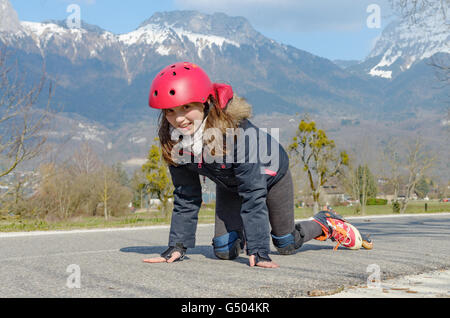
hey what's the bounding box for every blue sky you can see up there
[9,0,396,61]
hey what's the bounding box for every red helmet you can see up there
[148,61,233,109]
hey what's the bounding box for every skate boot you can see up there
[312,209,373,250]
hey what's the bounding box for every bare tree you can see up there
[70,143,102,216]
[130,167,147,210]
[380,136,435,212]
[341,159,361,211]
[341,134,378,215]
[35,163,78,220]
[400,136,436,213]
[95,164,133,219]
[0,47,53,179]
[71,141,102,175]
[30,159,132,220]
[359,164,369,215]
[381,138,403,200]
[99,167,111,220]
[288,156,309,207]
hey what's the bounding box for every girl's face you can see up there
[164,102,205,135]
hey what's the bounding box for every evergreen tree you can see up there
[356,164,378,204]
[141,140,174,218]
[415,176,430,199]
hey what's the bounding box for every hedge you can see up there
[367,198,388,205]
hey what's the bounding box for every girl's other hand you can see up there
[143,251,182,263]
[249,255,279,268]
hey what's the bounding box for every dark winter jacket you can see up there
[167,96,290,256]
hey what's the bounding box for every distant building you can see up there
[321,177,347,205]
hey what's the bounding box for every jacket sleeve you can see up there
[232,123,272,256]
[232,161,271,255]
[232,161,271,256]
[168,165,203,248]
[230,119,272,256]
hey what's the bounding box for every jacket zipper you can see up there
[182,150,205,182]
[198,154,202,169]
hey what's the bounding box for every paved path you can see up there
[322,268,450,298]
[0,213,449,297]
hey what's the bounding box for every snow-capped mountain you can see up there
[119,12,243,55]
[1,0,448,176]
[4,10,265,83]
[1,10,279,87]
[2,1,384,125]
[0,0,22,32]
[0,0,447,129]
[361,2,449,79]
[20,20,120,63]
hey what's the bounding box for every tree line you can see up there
[0,142,133,220]
[1,115,444,222]
[287,118,440,215]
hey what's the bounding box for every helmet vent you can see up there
[172,72,177,76]
[153,90,158,97]
[169,89,176,96]
[160,72,165,77]
[184,67,190,70]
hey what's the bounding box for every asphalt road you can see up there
[1,213,449,298]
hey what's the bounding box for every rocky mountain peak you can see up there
[40,19,108,34]
[366,1,449,78]
[137,10,266,46]
[0,0,23,32]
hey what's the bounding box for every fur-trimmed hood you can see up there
[224,94,252,125]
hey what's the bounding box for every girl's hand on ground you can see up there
[249,255,279,268]
[143,251,182,263]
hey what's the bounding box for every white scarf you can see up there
[170,117,207,157]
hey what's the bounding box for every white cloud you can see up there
[174,0,393,32]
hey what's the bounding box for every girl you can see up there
[143,62,372,268]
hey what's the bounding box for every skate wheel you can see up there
[362,240,373,250]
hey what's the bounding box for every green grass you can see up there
[294,201,449,219]
[0,208,217,233]
[0,202,448,233]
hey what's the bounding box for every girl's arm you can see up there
[167,165,203,248]
[233,162,279,268]
[233,161,271,257]
[143,165,202,263]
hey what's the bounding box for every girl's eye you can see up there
[183,105,190,110]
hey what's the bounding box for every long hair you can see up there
[159,96,240,166]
